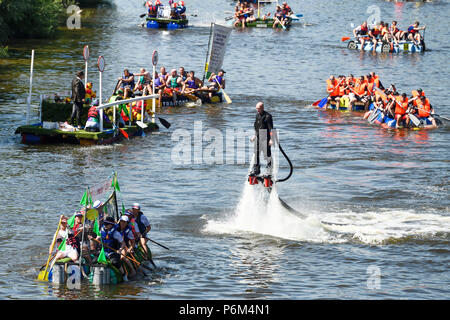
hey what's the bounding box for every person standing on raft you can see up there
[70,70,86,129]
[250,102,274,177]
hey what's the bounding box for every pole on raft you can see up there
[202,23,213,84]
[152,64,155,123]
[98,56,105,132]
[83,46,89,88]
[152,50,159,124]
[257,0,260,19]
[27,50,34,125]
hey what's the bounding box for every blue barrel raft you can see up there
[147,20,159,29]
[145,17,188,29]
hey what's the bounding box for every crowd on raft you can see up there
[352,20,426,49]
[144,0,187,20]
[233,1,293,29]
[49,202,152,281]
[324,72,438,129]
[62,66,226,131]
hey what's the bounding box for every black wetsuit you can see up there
[252,110,274,175]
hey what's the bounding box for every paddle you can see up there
[157,117,171,129]
[314,78,345,108]
[274,16,287,30]
[146,237,170,250]
[37,216,63,281]
[392,99,420,127]
[113,80,121,96]
[215,78,232,104]
[341,37,351,42]
[113,123,129,140]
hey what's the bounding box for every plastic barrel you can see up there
[167,22,179,30]
[52,264,65,284]
[92,267,104,285]
[147,20,159,29]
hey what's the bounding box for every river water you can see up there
[0,0,448,299]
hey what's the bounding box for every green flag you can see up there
[93,217,100,237]
[80,190,88,206]
[58,238,66,251]
[67,214,75,228]
[111,174,120,192]
[97,246,107,264]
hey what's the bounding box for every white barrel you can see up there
[104,266,111,284]
[92,266,104,285]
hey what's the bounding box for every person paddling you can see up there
[130,203,152,260]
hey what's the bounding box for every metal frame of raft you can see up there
[347,39,425,53]
[145,17,188,29]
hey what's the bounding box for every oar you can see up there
[314,78,344,108]
[274,16,287,30]
[146,237,170,250]
[112,80,121,96]
[139,13,147,18]
[37,216,63,281]
[392,100,420,127]
[215,78,232,104]
[91,237,140,265]
[113,123,129,140]
[157,117,171,129]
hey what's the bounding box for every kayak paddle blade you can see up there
[318,97,328,108]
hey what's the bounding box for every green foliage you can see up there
[0,45,8,58]
[0,0,75,43]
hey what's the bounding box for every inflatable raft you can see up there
[347,39,425,53]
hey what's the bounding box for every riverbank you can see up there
[0,0,110,57]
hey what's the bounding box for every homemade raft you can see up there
[347,39,425,53]
[45,173,156,286]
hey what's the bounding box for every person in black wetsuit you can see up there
[250,101,274,176]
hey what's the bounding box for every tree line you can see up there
[0,0,107,57]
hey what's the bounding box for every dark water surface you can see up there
[0,0,448,299]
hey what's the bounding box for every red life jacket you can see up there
[87,106,99,119]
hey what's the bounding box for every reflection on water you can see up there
[0,0,448,299]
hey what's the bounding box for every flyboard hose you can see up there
[273,131,293,183]
[272,132,346,226]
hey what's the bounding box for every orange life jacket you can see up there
[367,82,375,95]
[356,83,367,96]
[417,98,431,118]
[411,90,425,98]
[326,79,340,96]
[395,96,408,115]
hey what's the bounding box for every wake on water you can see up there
[203,143,449,245]
[203,179,450,245]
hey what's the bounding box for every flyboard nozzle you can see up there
[263,175,273,188]
[248,175,258,185]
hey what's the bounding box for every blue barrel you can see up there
[147,20,159,29]
[167,22,179,30]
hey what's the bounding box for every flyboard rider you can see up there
[250,102,274,180]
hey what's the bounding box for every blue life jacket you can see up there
[101,225,120,253]
[117,225,133,243]
[122,73,135,89]
[135,212,148,235]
